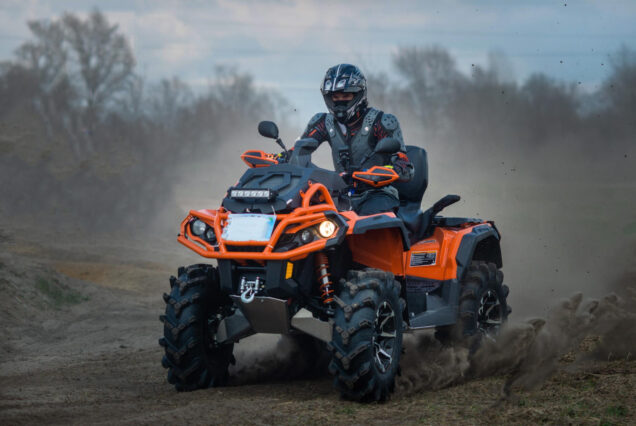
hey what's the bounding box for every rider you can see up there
[298,64,413,215]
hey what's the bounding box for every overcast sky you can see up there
[1,0,635,126]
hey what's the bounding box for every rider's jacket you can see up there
[300,107,414,182]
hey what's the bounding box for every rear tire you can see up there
[328,269,405,402]
[159,264,234,391]
[435,261,510,348]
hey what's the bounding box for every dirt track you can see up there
[1,232,634,425]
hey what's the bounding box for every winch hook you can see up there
[240,287,256,304]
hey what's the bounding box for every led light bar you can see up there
[230,188,273,199]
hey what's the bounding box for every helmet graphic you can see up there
[321,64,368,124]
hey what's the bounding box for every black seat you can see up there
[394,146,462,243]
[394,146,428,238]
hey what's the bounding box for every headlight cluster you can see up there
[190,219,216,243]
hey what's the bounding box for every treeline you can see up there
[0,10,289,231]
[370,46,636,162]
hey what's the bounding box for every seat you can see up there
[394,146,461,243]
[394,146,428,238]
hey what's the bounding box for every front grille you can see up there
[225,245,266,252]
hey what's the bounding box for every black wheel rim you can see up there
[477,289,502,338]
[373,301,397,374]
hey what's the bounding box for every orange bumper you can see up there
[177,182,345,261]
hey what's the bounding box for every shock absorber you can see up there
[315,252,334,305]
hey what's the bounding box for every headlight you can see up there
[191,220,207,236]
[318,220,336,238]
[204,228,216,242]
[300,229,313,243]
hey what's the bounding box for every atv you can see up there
[159,121,510,401]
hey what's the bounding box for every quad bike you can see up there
[159,121,510,401]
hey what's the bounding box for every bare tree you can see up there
[14,20,73,143]
[603,45,636,120]
[62,9,135,143]
[118,73,146,122]
[15,20,68,96]
[10,10,136,158]
[210,65,282,123]
[392,46,465,134]
[150,77,193,132]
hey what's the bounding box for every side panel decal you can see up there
[410,250,437,267]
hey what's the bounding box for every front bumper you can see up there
[178,207,348,261]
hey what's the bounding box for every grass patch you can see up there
[335,406,357,416]
[35,277,88,308]
[605,405,628,417]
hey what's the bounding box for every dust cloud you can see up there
[397,334,471,394]
[397,283,636,397]
[229,334,330,385]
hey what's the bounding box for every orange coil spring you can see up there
[315,252,334,304]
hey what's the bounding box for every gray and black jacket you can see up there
[300,107,414,182]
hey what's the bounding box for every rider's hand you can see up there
[339,171,353,184]
[390,153,414,181]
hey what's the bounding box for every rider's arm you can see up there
[276,113,328,163]
[300,113,329,145]
[373,113,414,182]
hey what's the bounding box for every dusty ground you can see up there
[0,228,634,425]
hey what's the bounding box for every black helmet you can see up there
[321,64,367,124]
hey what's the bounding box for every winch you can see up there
[239,276,265,303]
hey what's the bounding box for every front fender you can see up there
[342,211,409,275]
[347,212,410,250]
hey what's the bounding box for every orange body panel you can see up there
[347,228,404,275]
[404,224,486,281]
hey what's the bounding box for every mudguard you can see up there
[455,223,502,280]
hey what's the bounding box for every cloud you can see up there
[0,0,54,56]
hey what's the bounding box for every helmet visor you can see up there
[321,78,363,94]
